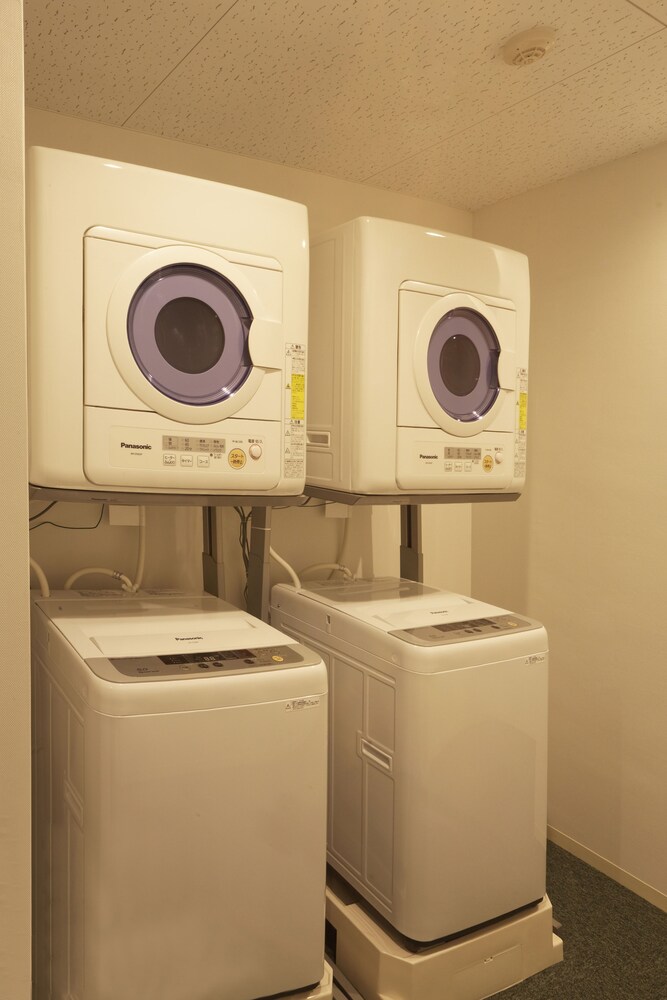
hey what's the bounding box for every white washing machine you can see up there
[270,577,548,943]
[27,147,308,497]
[306,217,529,497]
[31,590,329,1000]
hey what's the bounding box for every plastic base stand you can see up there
[283,962,333,1000]
[326,882,563,1000]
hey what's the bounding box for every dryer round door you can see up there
[107,245,282,424]
[413,292,512,438]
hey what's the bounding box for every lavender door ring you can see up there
[127,263,253,405]
[426,308,500,422]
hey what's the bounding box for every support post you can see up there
[201,506,225,598]
[247,506,272,621]
[400,504,423,583]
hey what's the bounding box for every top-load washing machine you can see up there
[270,577,548,943]
[31,589,330,1000]
[27,147,308,498]
[306,217,529,498]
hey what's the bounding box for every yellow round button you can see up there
[272,655,284,662]
[482,455,494,472]
[228,448,246,469]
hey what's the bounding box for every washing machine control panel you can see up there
[87,644,311,681]
[391,614,537,646]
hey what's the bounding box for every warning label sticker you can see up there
[284,344,306,479]
[515,368,528,479]
[291,373,305,421]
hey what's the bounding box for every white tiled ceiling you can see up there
[23,0,667,210]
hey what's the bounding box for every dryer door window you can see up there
[127,264,252,406]
[427,308,500,422]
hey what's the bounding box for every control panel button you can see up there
[249,444,262,460]
[197,455,210,468]
[482,455,494,472]
[228,448,246,469]
[495,450,504,464]
[180,454,193,467]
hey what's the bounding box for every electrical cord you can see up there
[29,504,106,532]
[234,506,252,602]
[29,501,58,521]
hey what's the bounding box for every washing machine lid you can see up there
[35,591,294,660]
[33,591,327,712]
[292,578,508,633]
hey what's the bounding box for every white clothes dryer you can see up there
[31,590,329,1000]
[27,147,308,498]
[270,577,548,944]
[306,217,529,497]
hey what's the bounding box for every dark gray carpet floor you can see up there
[501,842,667,999]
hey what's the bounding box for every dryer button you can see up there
[249,444,262,460]
[495,450,504,465]
[228,448,246,469]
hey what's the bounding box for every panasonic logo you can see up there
[175,635,203,641]
[420,453,438,460]
[121,441,152,450]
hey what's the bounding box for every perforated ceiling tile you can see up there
[367,30,667,210]
[24,0,236,124]
[630,0,667,23]
[23,0,667,211]
[124,0,662,186]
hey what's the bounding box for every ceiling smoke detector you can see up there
[501,27,556,67]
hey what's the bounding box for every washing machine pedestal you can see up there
[326,875,562,1000]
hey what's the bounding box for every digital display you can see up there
[444,447,482,460]
[159,649,254,665]
[435,618,494,633]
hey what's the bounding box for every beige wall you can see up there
[26,109,474,603]
[0,2,32,998]
[472,141,667,907]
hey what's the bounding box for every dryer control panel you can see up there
[391,614,538,646]
[83,410,285,491]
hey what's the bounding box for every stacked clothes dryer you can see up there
[27,147,308,499]
[305,217,529,499]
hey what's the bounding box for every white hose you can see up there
[269,547,301,590]
[30,558,51,598]
[64,567,134,591]
[124,506,146,593]
[301,562,354,580]
[63,506,147,593]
